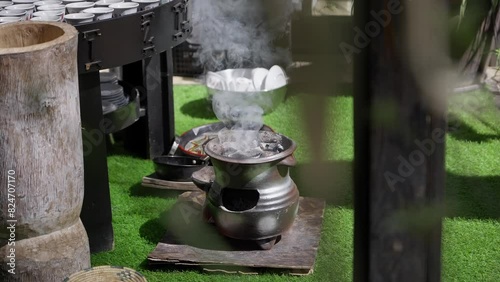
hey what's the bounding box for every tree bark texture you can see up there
[0,22,90,281]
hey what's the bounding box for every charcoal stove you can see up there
[192,130,300,250]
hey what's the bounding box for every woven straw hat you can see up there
[64,265,147,282]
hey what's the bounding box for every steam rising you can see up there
[191,0,294,158]
[213,92,265,158]
[212,94,285,159]
[191,0,294,71]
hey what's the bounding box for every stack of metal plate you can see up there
[100,72,128,114]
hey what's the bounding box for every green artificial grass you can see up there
[91,87,500,282]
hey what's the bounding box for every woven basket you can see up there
[64,266,147,282]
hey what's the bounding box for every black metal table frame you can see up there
[76,0,191,253]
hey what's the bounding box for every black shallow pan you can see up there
[153,156,208,182]
[177,122,274,158]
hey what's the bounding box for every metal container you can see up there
[102,89,141,134]
[153,155,207,182]
[199,134,299,246]
[206,68,287,114]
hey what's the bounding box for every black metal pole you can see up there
[353,0,370,280]
[78,71,114,253]
[145,50,176,159]
[121,50,176,159]
[353,1,447,281]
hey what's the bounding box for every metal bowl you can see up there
[205,68,287,114]
[153,156,208,182]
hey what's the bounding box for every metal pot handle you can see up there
[278,154,297,167]
[191,165,215,192]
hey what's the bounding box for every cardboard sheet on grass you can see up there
[148,191,325,275]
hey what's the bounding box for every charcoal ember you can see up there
[261,150,278,158]
[207,143,224,156]
[227,152,261,159]
[225,146,262,158]
[222,145,238,157]
[277,144,284,151]
[259,131,282,143]
[208,131,286,159]
[221,140,260,156]
[259,142,284,152]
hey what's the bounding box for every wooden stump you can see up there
[0,22,90,280]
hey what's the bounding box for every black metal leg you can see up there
[121,50,175,159]
[78,71,114,253]
[122,61,150,158]
[78,50,175,251]
[145,50,176,159]
[162,49,176,148]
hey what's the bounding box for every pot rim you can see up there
[204,134,297,164]
[153,155,207,168]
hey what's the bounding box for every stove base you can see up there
[148,191,325,275]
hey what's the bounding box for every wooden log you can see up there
[0,221,90,281]
[0,22,90,280]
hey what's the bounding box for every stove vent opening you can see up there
[221,188,259,212]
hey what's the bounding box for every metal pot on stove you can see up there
[192,131,299,249]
